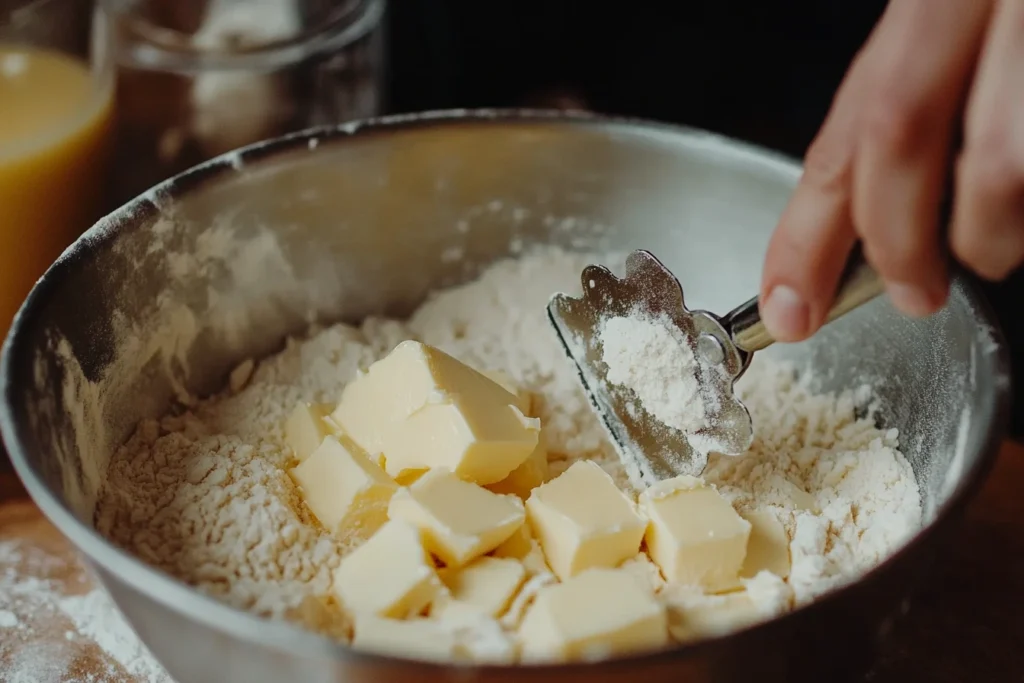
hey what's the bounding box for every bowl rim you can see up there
[0,108,1013,673]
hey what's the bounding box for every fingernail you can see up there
[887,282,937,317]
[762,285,810,341]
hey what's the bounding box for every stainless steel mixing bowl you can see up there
[0,110,1011,683]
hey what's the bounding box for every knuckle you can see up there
[952,226,1024,281]
[959,249,1018,281]
[855,205,933,268]
[859,96,928,156]
[959,145,1024,202]
[802,134,853,193]
[863,238,927,280]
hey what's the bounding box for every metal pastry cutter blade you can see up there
[547,250,754,488]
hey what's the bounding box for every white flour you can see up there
[60,590,171,683]
[599,310,708,434]
[0,539,171,683]
[93,247,922,646]
[709,361,922,604]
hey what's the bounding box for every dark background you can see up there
[384,0,1023,436]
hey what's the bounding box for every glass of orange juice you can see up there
[0,0,116,340]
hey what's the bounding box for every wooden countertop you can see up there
[1,443,1023,682]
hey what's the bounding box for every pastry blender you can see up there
[547,249,884,487]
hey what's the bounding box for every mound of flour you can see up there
[94,247,922,637]
[599,310,708,434]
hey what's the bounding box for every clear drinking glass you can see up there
[0,0,116,341]
[101,0,387,204]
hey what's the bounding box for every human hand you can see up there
[760,0,1022,342]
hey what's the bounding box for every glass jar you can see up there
[0,0,116,340]
[101,0,386,204]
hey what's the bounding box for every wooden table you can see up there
[1,443,1023,682]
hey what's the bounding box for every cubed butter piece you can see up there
[332,520,441,618]
[501,571,557,630]
[486,442,549,499]
[482,369,533,416]
[388,468,526,567]
[740,509,791,579]
[437,556,526,618]
[661,588,764,643]
[289,436,397,541]
[491,523,534,561]
[519,568,668,662]
[352,614,461,662]
[332,340,540,484]
[526,460,646,580]
[285,402,335,462]
[395,469,428,486]
[619,553,667,594]
[442,613,518,664]
[638,475,751,592]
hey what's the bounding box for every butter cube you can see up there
[332,520,441,618]
[332,340,540,484]
[289,436,398,541]
[388,468,526,567]
[284,402,335,462]
[525,460,646,580]
[486,442,549,499]
[441,613,518,664]
[352,614,461,662]
[662,588,764,642]
[619,553,667,594]
[638,476,751,592]
[501,571,557,630]
[519,568,668,662]
[740,509,791,579]
[491,524,534,561]
[482,369,533,416]
[437,556,526,618]
[395,469,428,486]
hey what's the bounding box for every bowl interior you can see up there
[2,113,1006,564]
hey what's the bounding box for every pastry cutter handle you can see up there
[723,247,886,354]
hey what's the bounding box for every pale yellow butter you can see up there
[500,571,557,630]
[740,509,791,579]
[437,556,526,618]
[482,369,533,416]
[661,587,764,643]
[638,476,751,593]
[332,340,540,485]
[525,460,646,580]
[486,442,549,499]
[288,436,397,541]
[441,612,518,664]
[332,519,440,618]
[491,523,534,561]
[619,552,667,594]
[519,568,668,662]
[284,402,335,462]
[352,614,461,662]
[388,468,526,567]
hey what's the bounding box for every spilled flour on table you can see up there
[0,538,172,682]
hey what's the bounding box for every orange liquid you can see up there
[0,44,114,339]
